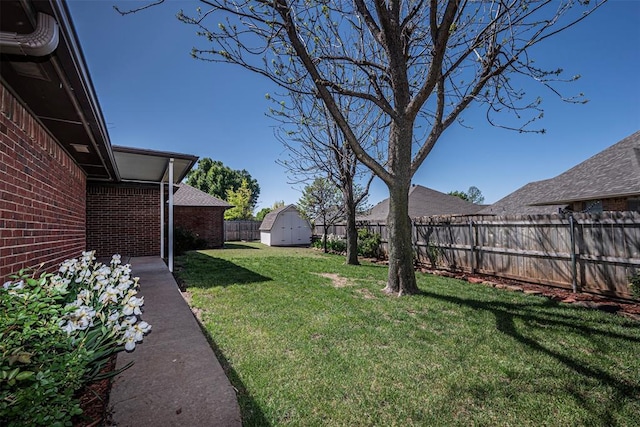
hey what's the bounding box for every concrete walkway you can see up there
[109,257,241,427]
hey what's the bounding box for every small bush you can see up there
[174,227,208,255]
[313,234,347,254]
[357,229,381,258]
[0,252,151,426]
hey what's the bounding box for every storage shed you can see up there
[259,205,312,246]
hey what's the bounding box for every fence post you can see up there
[469,220,475,274]
[569,214,577,293]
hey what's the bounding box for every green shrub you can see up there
[313,234,347,253]
[357,229,381,258]
[174,227,208,255]
[629,271,640,299]
[0,252,151,426]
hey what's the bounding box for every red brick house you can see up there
[174,184,231,248]
[1,0,197,279]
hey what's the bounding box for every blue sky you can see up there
[68,1,640,210]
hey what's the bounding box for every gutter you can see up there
[0,12,59,56]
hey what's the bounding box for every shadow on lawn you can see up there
[178,252,272,288]
[193,311,272,427]
[222,243,261,250]
[420,290,640,425]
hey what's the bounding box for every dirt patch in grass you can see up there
[315,272,356,288]
[355,288,377,299]
[181,290,204,322]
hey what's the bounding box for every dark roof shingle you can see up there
[531,131,640,205]
[173,184,231,207]
[361,185,485,222]
[477,180,565,215]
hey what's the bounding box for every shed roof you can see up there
[259,205,305,231]
[173,184,231,207]
[361,185,485,222]
[531,131,640,205]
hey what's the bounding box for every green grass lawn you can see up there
[175,242,640,427]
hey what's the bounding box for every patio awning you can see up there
[112,145,198,184]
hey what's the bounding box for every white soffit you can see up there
[112,146,197,184]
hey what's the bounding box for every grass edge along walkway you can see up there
[175,243,640,427]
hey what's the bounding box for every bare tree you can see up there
[119,0,605,295]
[274,92,379,265]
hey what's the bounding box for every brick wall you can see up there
[175,206,226,248]
[602,197,629,211]
[0,83,87,280]
[86,183,160,258]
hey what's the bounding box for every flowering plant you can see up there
[0,251,151,426]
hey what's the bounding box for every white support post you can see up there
[160,180,165,259]
[168,158,174,273]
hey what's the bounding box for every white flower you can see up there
[111,254,122,265]
[72,305,96,330]
[132,321,151,341]
[75,268,92,284]
[99,286,120,305]
[120,315,138,328]
[123,296,144,316]
[49,276,70,293]
[81,250,96,264]
[60,304,96,333]
[106,310,120,326]
[122,330,137,351]
[76,289,92,305]
[3,280,23,291]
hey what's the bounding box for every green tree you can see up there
[186,158,260,210]
[224,179,254,220]
[298,178,343,253]
[255,207,271,222]
[256,201,285,221]
[448,186,485,204]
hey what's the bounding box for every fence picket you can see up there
[315,212,640,298]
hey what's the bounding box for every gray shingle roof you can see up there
[361,185,486,222]
[173,184,231,207]
[477,180,565,215]
[259,204,302,231]
[531,130,640,205]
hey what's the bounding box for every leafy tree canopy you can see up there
[224,179,254,220]
[448,186,485,204]
[186,158,260,209]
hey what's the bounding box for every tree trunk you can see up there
[322,221,329,253]
[343,182,359,265]
[382,182,419,295]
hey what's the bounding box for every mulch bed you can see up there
[419,266,640,320]
[72,356,116,427]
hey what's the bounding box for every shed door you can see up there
[278,211,304,245]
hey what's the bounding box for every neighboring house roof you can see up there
[173,184,231,208]
[477,180,565,216]
[361,185,486,222]
[259,205,307,231]
[531,131,640,205]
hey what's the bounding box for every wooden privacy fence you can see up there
[224,220,261,241]
[318,212,640,298]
